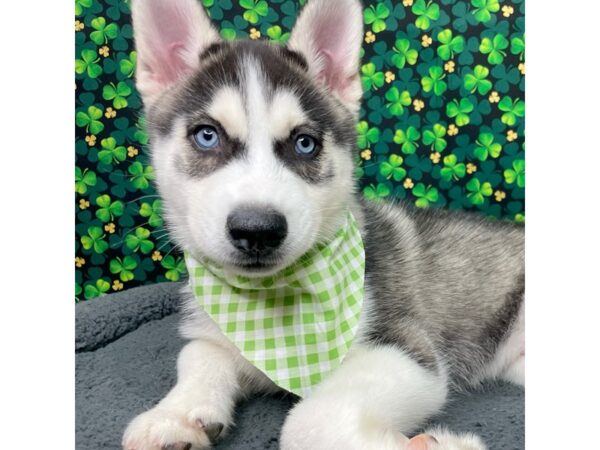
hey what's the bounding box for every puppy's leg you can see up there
[280,344,448,450]
[122,338,273,450]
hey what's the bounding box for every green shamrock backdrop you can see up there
[75,0,525,301]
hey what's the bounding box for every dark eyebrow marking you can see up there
[199,42,229,61]
[281,47,308,71]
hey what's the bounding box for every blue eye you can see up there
[295,134,317,155]
[193,126,219,150]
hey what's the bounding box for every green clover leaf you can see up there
[393,126,421,154]
[98,137,127,165]
[361,62,385,91]
[161,255,187,281]
[357,121,380,149]
[110,256,137,282]
[466,178,493,205]
[125,227,155,254]
[102,81,132,110]
[423,123,447,152]
[437,29,465,61]
[364,3,390,33]
[139,200,164,228]
[81,226,109,254]
[266,25,290,43]
[392,39,419,69]
[413,183,439,208]
[464,65,493,95]
[446,98,474,126]
[380,154,407,181]
[75,167,97,195]
[75,49,103,79]
[128,162,155,190]
[89,17,119,45]
[220,28,237,41]
[240,0,268,24]
[412,0,440,30]
[76,106,104,135]
[421,66,447,96]
[511,35,525,60]
[471,0,500,23]
[83,279,110,299]
[119,51,137,78]
[440,154,466,181]
[498,96,525,126]
[363,183,391,201]
[504,159,525,188]
[473,132,502,161]
[95,194,124,223]
[480,34,509,65]
[75,0,93,16]
[385,87,412,116]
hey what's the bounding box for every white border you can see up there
[0,1,74,448]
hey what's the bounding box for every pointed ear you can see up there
[131,0,220,104]
[287,0,364,111]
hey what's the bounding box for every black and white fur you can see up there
[123,1,524,449]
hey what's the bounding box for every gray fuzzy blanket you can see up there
[75,282,524,449]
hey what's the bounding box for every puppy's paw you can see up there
[406,427,487,450]
[122,406,226,450]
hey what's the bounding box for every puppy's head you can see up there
[131,0,364,275]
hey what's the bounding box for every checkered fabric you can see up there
[185,211,365,397]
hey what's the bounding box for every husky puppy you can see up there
[123,0,524,449]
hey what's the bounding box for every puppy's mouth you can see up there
[228,256,281,274]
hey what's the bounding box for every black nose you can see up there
[227,207,288,257]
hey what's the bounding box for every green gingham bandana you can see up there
[185,211,365,397]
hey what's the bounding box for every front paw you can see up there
[122,406,226,450]
[405,428,487,450]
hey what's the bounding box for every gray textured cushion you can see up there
[75,283,524,449]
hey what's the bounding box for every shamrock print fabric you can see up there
[75,0,525,301]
